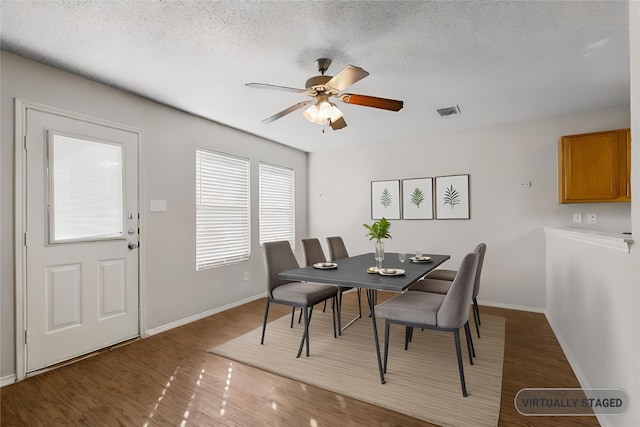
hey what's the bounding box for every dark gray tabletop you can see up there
[279,252,450,292]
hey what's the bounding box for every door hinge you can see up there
[23,135,27,151]
[24,232,27,247]
[24,330,28,344]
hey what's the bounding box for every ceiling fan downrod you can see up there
[315,58,331,76]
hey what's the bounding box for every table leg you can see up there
[367,289,385,384]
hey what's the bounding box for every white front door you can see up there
[24,107,140,373]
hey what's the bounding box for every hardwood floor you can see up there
[1,292,600,426]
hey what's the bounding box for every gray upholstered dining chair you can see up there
[375,251,479,397]
[261,240,338,358]
[326,236,349,261]
[410,243,486,338]
[326,236,363,319]
[302,238,362,333]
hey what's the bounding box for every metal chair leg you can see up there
[464,322,475,362]
[332,296,337,338]
[473,298,481,338]
[337,290,343,335]
[297,306,311,358]
[383,320,391,373]
[261,301,271,345]
[453,329,468,397]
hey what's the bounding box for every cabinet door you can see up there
[558,129,630,203]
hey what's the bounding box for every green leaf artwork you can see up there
[443,185,461,208]
[410,187,425,208]
[380,188,392,208]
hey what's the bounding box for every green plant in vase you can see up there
[363,217,392,270]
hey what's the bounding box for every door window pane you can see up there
[49,133,124,243]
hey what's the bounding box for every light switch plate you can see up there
[573,213,583,223]
[150,199,167,212]
[587,212,598,224]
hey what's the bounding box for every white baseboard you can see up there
[1,374,17,388]
[144,293,266,337]
[477,299,546,314]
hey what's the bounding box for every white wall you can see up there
[308,108,631,310]
[0,51,308,379]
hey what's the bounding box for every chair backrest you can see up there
[326,236,349,261]
[436,252,479,329]
[302,238,327,266]
[263,241,300,297]
[472,243,487,299]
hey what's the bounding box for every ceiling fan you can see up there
[246,58,404,130]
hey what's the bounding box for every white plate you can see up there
[314,262,337,269]
[410,256,432,263]
[378,268,405,276]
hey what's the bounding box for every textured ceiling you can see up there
[0,1,630,152]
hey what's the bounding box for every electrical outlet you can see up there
[587,213,598,224]
[243,271,249,281]
[572,213,583,223]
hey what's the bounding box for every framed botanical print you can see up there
[401,178,433,220]
[371,180,401,220]
[435,174,470,219]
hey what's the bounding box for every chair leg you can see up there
[383,320,391,373]
[298,307,303,324]
[290,307,295,328]
[464,322,475,363]
[357,289,362,318]
[473,298,481,338]
[453,329,468,397]
[261,301,271,345]
[474,297,481,325]
[332,296,337,339]
[404,326,412,350]
[297,306,311,358]
[322,300,327,312]
[337,290,343,335]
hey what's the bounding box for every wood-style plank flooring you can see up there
[1,292,600,426]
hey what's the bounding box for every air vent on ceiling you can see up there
[437,105,461,116]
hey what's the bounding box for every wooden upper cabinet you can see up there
[558,128,631,203]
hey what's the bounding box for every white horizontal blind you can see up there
[196,149,250,270]
[259,163,295,246]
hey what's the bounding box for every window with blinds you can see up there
[259,163,295,246]
[196,149,250,270]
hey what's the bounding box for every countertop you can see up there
[544,227,633,253]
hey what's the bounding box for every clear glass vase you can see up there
[375,240,385,270]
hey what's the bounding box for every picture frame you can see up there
[371,180,401,220]
[435,174,470,220]
[401,178,433,220]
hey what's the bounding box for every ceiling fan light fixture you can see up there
[303,95,342,125]
[303,104,326,124]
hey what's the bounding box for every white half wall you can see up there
[0,51,308,379]
[545,229,638,427]
[308,108,631,310]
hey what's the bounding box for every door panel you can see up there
[25,108,139,372]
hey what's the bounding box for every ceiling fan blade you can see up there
[338,93,404,111]
[325,65,369,92]
[330,116,347,130]
[261,101,312,123]
[246,83,306,93]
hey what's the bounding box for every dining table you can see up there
[279,251,451,384]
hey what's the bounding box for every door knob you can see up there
[128,242,138,249]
